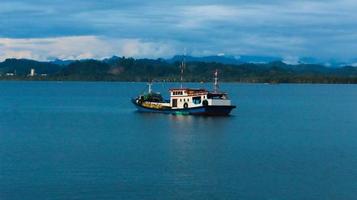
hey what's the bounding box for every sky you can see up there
[0,0,357,62]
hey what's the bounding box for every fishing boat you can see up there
[132,60,236,116]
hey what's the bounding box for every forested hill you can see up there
[1,57,357,83]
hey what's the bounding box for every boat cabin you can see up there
[169,88,231,109]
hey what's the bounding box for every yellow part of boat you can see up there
[142,102,163,109]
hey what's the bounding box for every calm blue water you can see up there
[1,81,357,200]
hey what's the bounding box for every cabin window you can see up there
[180,99,182,102]
[192,96,202,105]
[173,91,184,95]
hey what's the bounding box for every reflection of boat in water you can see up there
[132,62,236,115]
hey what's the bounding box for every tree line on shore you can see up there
[1,57,357,83]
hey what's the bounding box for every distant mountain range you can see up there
[166,55,357,67]
[10,54,354,68]
[1,56,357,83]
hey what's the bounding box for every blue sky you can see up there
[0,0,357,62]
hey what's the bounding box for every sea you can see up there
[0,81,356,200]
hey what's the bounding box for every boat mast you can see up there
[180,53,185,89]
[148,82,152,93]
[214,69,219,93]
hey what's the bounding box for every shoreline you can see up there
[1,78,357,85]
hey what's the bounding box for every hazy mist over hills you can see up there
[1,54,356,67]
[167,55,357,67]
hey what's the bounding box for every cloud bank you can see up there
[0,36,175,61]
[0,0,357,61]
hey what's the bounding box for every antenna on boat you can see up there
[214,69,219,93]
[148,81,152,93]
[180,49,187,88]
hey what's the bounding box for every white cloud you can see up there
[0,36,176,61]
[283,56,300,65]
[120,39,176,58]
